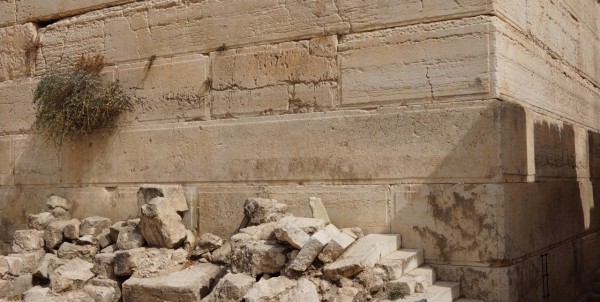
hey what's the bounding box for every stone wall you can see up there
[1,0,600,300]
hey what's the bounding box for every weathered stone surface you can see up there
[92,252,116,279]
[80,216,112,237]
[244,198,288,225]
[33,253,60,280]
[28,212,55,231]
[288,224,340,272]
[114,247,187,278]
[278,216,326,235]
[0,79,35,137]
[84,284,116,302]
[211,241,232,265]
[90,278,121,302]
[0,0,15,27]
[319,231,356,263]
[23,286,55,302]
[324,234,401,279]
[0,138,12,186]
[380,249,424,275]
[62,219,81,241]
[122,263,224,302]
[50,258,94,293]
[243,276,297,302]
[4,255,23,276]
[356,267,386,293]
[96,229,112,248]
[16,0,136,23]
[10,273,34,297]
[202,272,255,302]
[280,278,319,302]
[238,222,278,241]
[139,197,187,249]
[341,227,364,240]
[231,240,287,277]
[116,227,145,251]
[8,250,44,273]
[309,197,331,224]
[198,233,223,252]
[274,220,310,249]
[43,220,73,250]
[50,207,70,220]
[137,184,189,213]
[57,242,98,261]
[0,23,37,82]
[109,221,128,242]
[46,196,71,211]
[12,229,44,253]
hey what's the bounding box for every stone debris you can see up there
[0,191,460,301]
[309,197,331,224]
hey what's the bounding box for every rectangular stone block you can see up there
[0,78,35,134]
[15,0,136,23]
[13,135,60,185]
[339,16,493,106]
[338,0,489,32]
[117,54,210,123]
[0,23,37,82]
[391,183,505,263]
[0,139,12,186]
[39,0,348,71]
[533,118,577,179]
[59,101,510,185]
[64,187,139,224]
[0,0,15,27]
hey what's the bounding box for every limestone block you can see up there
[80,216,112,237]
[62,219,80,240]
[50,207,70,220]
[391,184,503,263]
[356,267,386,293]
[339,16,492,106]
[12,229,44,253]
[116,226,146,251]
[0,0,15,27]
[92,252,116,279]
[243,276,297,302]
[84,284,116,302]
[244,198,288,225]
[0,23,37,82]
[8,250,44,274]
[280,278,319,302]
[323,234,401,279]
[139,197,187,248]
[118,55,209,123]
[309,197,331,224]
[33,253,60,280]
[0,78,34,135]
[380,249,424,275]
[90,278,121,302]
[274,220,310,249]
[23,286,55,302]
[39,0,348,71]
[198,233,223,252]
[16,0,136,23]
[4,255,23,276]
[64,187,139,224]
[122,263,224,302]
[319,231,355,263]
[202,272,256,302]
[14,136,60,185]
[137,184,188,213]
[44,220,73,250]
[114,248,187,278]
[211,241,232,265]
[339,0,489,32]
[0,139,12,186]
[406,267,436,292]
[50,258,94,293]
[61,100,509,186]
[57,242,98,261]
[288,224,340,272]
[46,196,71,211]
[231,240,287,277]
[277,216,326,235]
[96,229,112,249]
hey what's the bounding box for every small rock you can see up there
[356,267,386,294]
[10,274,34,298]
[28,212,55,231]
[63,219,81,241]
[309,197,331,224]
[46,196,72,211]
[137,184,189,213]
[50,258,94,293]
[12,230,44,253]
[183,230,197,253]
[383,277,417,297]
[337,287,360,302]
[109,221,128,242]
[243,198,288,225]
[202,272,256,302]
[80,216,112,237]
[198,233,223,252]
[274,220,310,249]
[139,197,187,249]
[57,242,98,261]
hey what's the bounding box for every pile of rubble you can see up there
[0,185,466,302]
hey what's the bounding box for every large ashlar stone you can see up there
[50,259,94,293]
[0,23,37,82]
[0,79,35,135]
[231,240,287,277]
[12,229,44,253]
[324,234,401,279]
[137,184,189,213]
[16,0,137,23]
[139,197,187,248]
[244,198,288,225]
[80,216,112,237]
[0,1,14,27]
[122,263,224,302]
[288,224,340,272]
[201,272,256,302]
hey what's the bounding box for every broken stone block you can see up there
[90,278,121,302]
[380,249,424,275]
[309,197,331,224]
[278,216,326,234]
[59,290,95,301]
[356,267,386,294]
[84,284,116,302]
[0,279,10,298]
[243,276,297,302]
[288,224,340,272]
[96,229,112,248]
[274,219,310,249]
[50,258,94,293]
[109,221,128,242]
[77,234,98,246]
[123,263,224,302]
[28,212,55,231]
[337,287,360,302]
[238,222,278,240]
[8,250,44,274]
[341,227,364,239]
[202,272,255,302]
[92,252,116,279]
[375,260,403,281]
[231,240,287,277]
[44,220,74,250]
[101,244,118,253]
[57,242,98,261]
[211,241,232,265]
[383,276,417,297]
[244,198,288,225]
[137,184,189,213]
[80,216,112,237]
[280,278,320,302]
[23,286,56,302]
[116,227,146,250]
[50,207,70,220]
[62,219,81,241]
[114,247,188,278]
[324,234,401,279]
[139,197,187,249]
[33,253,63,280]
[319,231,355,263]
[406,267,436,293]
[12,230,44,253]
[198,233,223,252]
[46,196,72,211]
[5,255,24,276]
[183,230,197,253]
